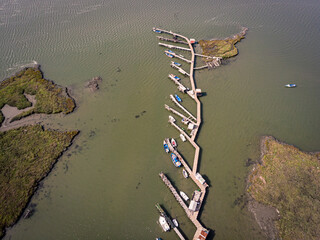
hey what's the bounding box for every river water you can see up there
[1,0,320,239]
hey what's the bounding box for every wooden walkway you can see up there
[164,50,191,63]
[157,35,188,45]
[169,95,197,121]
[154,27,212,240]
[164,104,197,126]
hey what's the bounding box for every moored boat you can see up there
[180,191,189,201]
[169,115,176,122]
[171,153,181,167]
[171,61,181,67]
[168,74,181,81]
[165,52,174,58]
[171,138,177,148]
[285,84,297,88]
[167,49,174,53]
[163,140,170,153]
[180,133,186,142]
[172,219,179,228]
[152,27,162,33]
[159,216,170,232]
[182,168,188,178]
[174,94,182,102]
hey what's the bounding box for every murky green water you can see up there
[1,0,320,239]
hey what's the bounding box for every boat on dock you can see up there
[174,94,182,102]
[152,27,162,33]
[180,133,186,142]
[172,219,179,228]
[171,153,181,167]
[165,52,174,58]
[169,74,181,81]
[167,49,174,53]
[182,169,188,178]
[159,216,170,232]
[285,84,297,88]
[163,140,170,153]
[180,191,189,201]
[171,138,177,148]
[171,61,181,67]
[156,238,163,240]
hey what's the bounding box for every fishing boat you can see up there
[172,219,179,228]
[174,94,182,102]
[152,27,162,33]
[171,153,182,167]
[163,140,170,153]
[180,133,186,142]
[159,216,170,232]
[285,84,297,88]
[180,191,189,201]
[171,61,181,67]
[171,138,177,148]
[165,52,174,58]
[182,169,188,178]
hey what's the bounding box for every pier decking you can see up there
[164,50,191,63]
[157,35,188,45]
[154,27,214,240]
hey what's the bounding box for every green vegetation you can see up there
[199,28,247,61]
[248,137,320,240]
[0,67,75,125]
[0,125,78,238]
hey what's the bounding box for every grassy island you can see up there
[0,67,75,125]
[0,125,78,238]
[248,136,320,240]
[199,27,248,60]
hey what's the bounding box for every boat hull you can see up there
[171,153,181,167]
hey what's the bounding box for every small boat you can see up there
[285,84,297,88]
[171,138,177,148]
[182,169,188,178]
[174,94,182,102]
[167,49,174,53]
[156,238,163,240]
[165,52,174,58]
[163,140,170,153]
[169,115,176,122]
[159,216,170,232]
[180,191,189,201]
[171,61,181,67]
[152,27,162,33]
[171,153,182,167]
[172,219,179,228]
[180,133,186,142]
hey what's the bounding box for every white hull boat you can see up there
[180,191,189,201]
[159,216,170,232]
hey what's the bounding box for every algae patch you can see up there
[248,136,320,240]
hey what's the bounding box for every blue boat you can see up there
[171,153,182,167]
[163,140,170,153]
[285,84,297,88]
[152,28,162,33]
[175,94,182,102]
[173,62,181,67]
[165,52,174,58]
[167,49,174,53]
[174,75,181,81]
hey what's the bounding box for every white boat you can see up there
[182,169,188,178]
[171,138,177,148]
[285,83,297,88]
[180,133,186,142]
[159,216,170,232]
[172,219,179,228]
[180,191,189,201]
[169,115,176,123]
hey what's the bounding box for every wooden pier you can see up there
[154,27,214,240]
[169,95,197,121]
[167,75,195,99]
[171,62,190,76]
[164,50,191,63]
[159,42,191,52]
[164,104,197,126]
[157,36,188,45]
